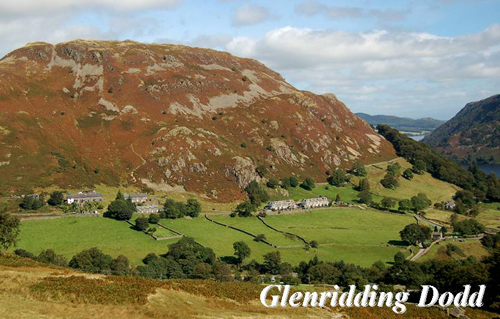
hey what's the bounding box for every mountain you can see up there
[0,40,395,201]
[356,113,444,134]
[423,94,500,164]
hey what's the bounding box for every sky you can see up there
[0,0,499,120]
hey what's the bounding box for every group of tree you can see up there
[234,181,270,217]
[47,191,64,206]
[104,191,136,220]
[300,177,315,191]
[20,195,45,210]
[0,208,20,250]
[162,198,201,219]
[399,223,432,246]
[280,176,299,189]
[15,248,67,267]
[381,162,401,189]
[327,168,349,187]
[137,237,225,280]
[396,193,432,213]
[453,190,480,217]
[377,125,500,203]
[350,161,367,177]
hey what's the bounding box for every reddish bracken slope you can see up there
[0,40,395,201]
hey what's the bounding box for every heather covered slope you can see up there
[0,40,395,200]
[423,94,500,164]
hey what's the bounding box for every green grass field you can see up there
[16,207,415,268]
[270,182,363,203]
[15,217,176,265]
[163,209,414,267]
[358,158,460,203]
[418,239,489,262]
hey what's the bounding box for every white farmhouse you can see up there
[300,197,330,209]
[265,200,297,211]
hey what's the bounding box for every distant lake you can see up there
[473,163,500,176]
[409,135,426,141]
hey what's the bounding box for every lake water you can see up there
[409,135,425,141]
[471,163,500,176]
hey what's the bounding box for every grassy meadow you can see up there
[16,208,414,267]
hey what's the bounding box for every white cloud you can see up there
[294,1,408,22]
[232,4,271,26]
[0,0,181,17]
[225,24,500,118]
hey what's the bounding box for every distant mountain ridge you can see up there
[423,94,500,164]
[355,113,444,133]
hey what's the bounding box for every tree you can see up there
[300,177,315,191]
[412,160,426,175]
[20,196,44,210]
[111,255,130,275]
[106,199,134,220]
[212,262,232,281]
[148,213,161,224]
[69,247,113,273]
[192,262,213,279]
[135,217,149,232]
[309,263,341,284]
[263,251,282,275]
[0,208,20,250]
[399,224,431,245]
[37,249,68,267]
[48,191,64,206]
[410,193,432,212]
[327,169,348,187]
[387,162,401,177]
[381,197,396,210]
[398,199,412,212]
[335,194,341,203]
[233,241,251,264]
[381,173,399,189]
[289,176,299,188]
[357,191,372,204]
[245,181,269,205]
[453,190,475,208]
[266,178,279,189]
[254,234,267,242]
[235,201,256,217]
[351,161,367,177]
[310,240,319,248]
[116,190,125,200]
[163,199,185,219]
[453,219,486,236]
[185,198,201,217]
[358,178,370,191]
[403,169,414,180]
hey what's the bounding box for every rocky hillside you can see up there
[0,40,395,201]
[423,95,500,164]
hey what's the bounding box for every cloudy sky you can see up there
[1,0,499,119]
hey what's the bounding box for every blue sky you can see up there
[1,0,499,119]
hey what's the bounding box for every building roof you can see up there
[124,193,148,198]
[67,192,103,199]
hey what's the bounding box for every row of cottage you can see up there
[66,191,159,214]
[264,197,331,211]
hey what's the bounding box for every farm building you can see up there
[300,197,330,209]
[432,231,443,241]
[66,191,103,204]
[124,193,148,203]
[137,203,160,214]
[265,200,297,211]
[443,201,456,210]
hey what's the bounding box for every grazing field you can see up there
[15,217,176,265]
[17,208,414,268]
[418,239,489,262]
[357,158,460,203]
[425,204,500,229]
[163,209,414,267]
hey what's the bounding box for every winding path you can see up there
[130,143,146,183]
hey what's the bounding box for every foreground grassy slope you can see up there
[1,254,496,319]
